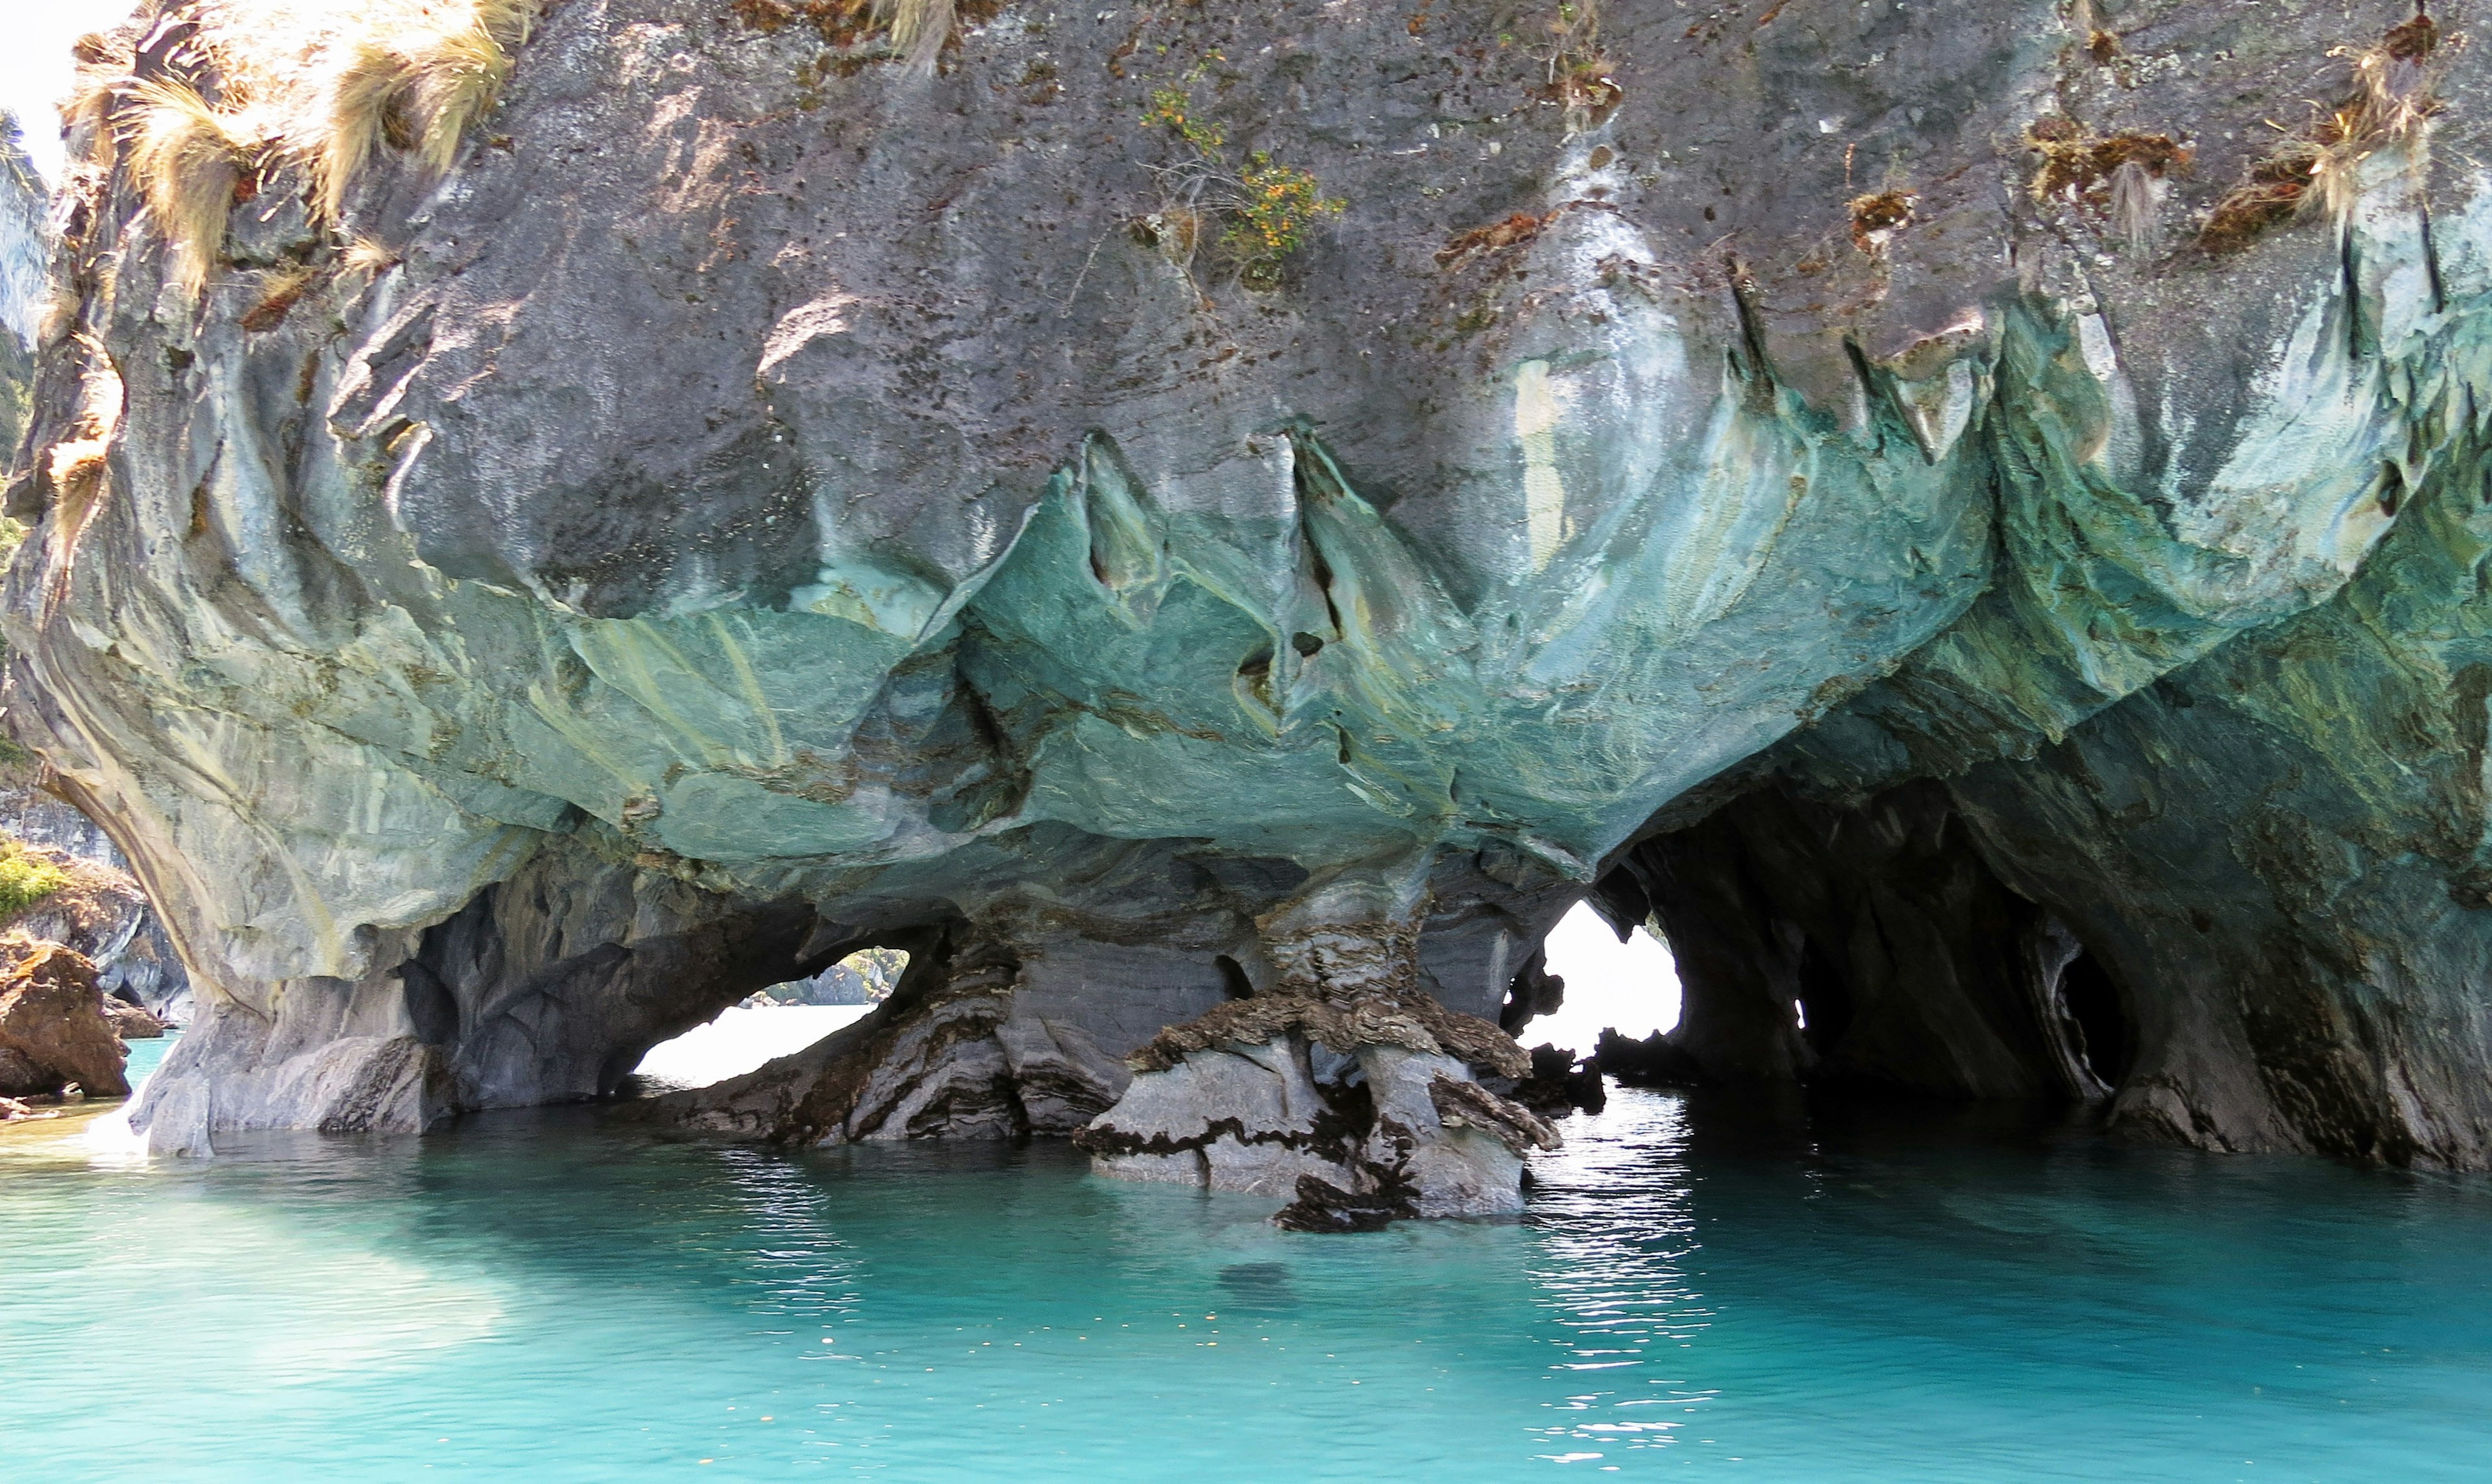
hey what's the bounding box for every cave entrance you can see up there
[1578,782,2147,1107]
[1516,900,1682,1055]
[629,946,909,1091]
[2056,946,2132,1090]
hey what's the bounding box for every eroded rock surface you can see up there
[654,923,1133,1141]
[1077,990,1556,1226]
[0,934,127,1099]
[5,0,2492,1179]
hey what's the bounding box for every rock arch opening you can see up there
[2053,943,2134,1093]
[1509,900,1683,1058]
[1585,781,2133,1108]
[630,945,910,1093]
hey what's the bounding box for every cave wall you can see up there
[1623,411,2492,1167]
[1597,781,2107,1102]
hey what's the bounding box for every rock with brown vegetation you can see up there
[0,935,127,1099]
[3,844,143,959]
[0,830,190,1023]
[11,0,2492,1189]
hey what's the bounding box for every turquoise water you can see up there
[119,1028,179,1084]
[3,1086,2488,1481]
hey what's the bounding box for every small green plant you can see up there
[1229,153,1337,262]
[1142,85,1224,156]
[0,838,73,919]
[1138,71,1342,286]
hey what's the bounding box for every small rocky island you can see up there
[5,0,2491,1211]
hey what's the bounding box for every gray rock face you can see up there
[0,112,42,456]
[654,922,1133,1141]
[1075,990,1556,1226]
[8,0,2492,1179]
[0,116,43,350]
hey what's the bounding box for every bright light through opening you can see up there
[1526,900,1681,1055]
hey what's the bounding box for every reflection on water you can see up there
[3,1088,2488,1481]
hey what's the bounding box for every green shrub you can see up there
[0,838,72,919]
[1140,74,1342,284]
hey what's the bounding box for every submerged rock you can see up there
[0,935,126,1099]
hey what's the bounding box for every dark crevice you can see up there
[2058,949,2133,1088]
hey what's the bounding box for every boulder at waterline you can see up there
[0,935,126,1099]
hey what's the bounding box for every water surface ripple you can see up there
[3,1089,2486,1481]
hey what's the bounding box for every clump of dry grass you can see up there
[730,0,968,70]
[877,0,957,75]
[60,31,135,173]
[2027,120,2192,252]
[125,78,276,301]
[339,234,401,278]
[2200,13,2443,254]
[64,1,540,304]
[239,260,321,332]
[35,339,125,611]
[1537,0,1619,134]
[1848,189,1915,252]
[315,0,536,218]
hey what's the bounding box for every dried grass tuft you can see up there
[339,234,401,278]
[2107,159,2159,250]
[2201,14,2442,254]
[239,260,321,332]
[125,79,272,301]
[2027,124,2190,251]
[61,2,541,303]
[44,439,110,500]
[37,346,125,612]
[61,32,134,172]
[877,0,957,75]
[1848,189,1915,252]
[317,0,535,217]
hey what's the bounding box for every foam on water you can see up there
[3,1088,2486,1481]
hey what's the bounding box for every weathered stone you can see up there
[654,923,1133,1143]
[0,935,126,1099]
[1506,1042,1606,1119]
[1082,988,1552,1226]
[8,0,2492,1186]
[1591,1028,1711,1092]
[101,995,167,1040]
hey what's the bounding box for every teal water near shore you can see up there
[3,1086,2487,1481]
